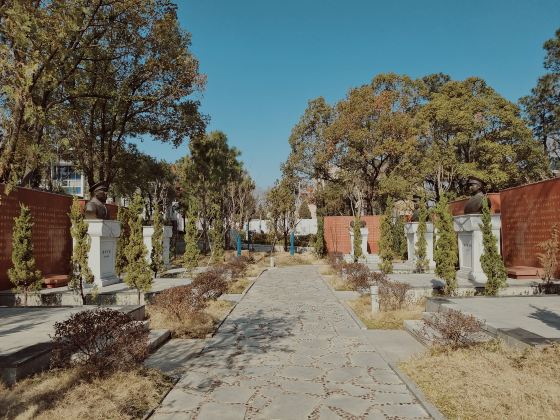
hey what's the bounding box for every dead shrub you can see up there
[344,262,374,293]
[377,276,411,311]
[153,285,205,320]
[327,253,345,273]
[223,256,251,280]
[192,268,228,300]
[422,308,484,349]
[51,308,148,375]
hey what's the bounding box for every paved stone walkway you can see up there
[152,266,430,419]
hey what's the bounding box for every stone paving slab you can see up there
[435,295,560,339]
[151,266,431,419]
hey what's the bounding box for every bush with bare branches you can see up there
[51,308,148,375]
[377,277,411,311]
[422,309,484,349]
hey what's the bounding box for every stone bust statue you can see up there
[84,181,109,220]
[411,194,421,222]
[463,177,490,214]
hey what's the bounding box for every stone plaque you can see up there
[461,234,473,269]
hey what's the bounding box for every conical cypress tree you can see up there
[434,194,458,294]
[480,197,507,295]
[115,206,131,277]
[353,215,363,262]
[150,202,164,278]
[9,204,42,306]
[379,199,394,273]
[183,204,200,273]
[392,215,407,260]
[124,193,152,304]
[415,196,429,273]
[315,213,326,257]
[69,197,94,304]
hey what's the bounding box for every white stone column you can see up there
[349,227,369,256]
[163,226,173,266]
[405,222,435,270]
[143,226,173,266]
[454,214,501,282]
[86,219,121,287]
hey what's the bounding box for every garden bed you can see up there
[348,295,423,329]
[147,299,233,338]
[0,367,173,420]
[400,342,560,420]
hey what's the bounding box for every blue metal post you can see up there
[237,233,242,256]
[290,231,295,256]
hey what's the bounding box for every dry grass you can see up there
[326,274,354,291]
[267,252,317,267]
[318,265,337,276]
[147,299,233,338]
[0,367,172,420]
[347,295,423,329]
[400,342,560,420]
[227,277,252,294]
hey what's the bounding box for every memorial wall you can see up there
[0,185,73,291]
[324,216,381,255]
[0,186,120,291]
[500,178,560,277]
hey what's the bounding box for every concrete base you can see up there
[86,219,121,287]
[404,222,435,271]
[454,214,501,282]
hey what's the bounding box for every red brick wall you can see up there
[500,178,560,276]
[324,216,382,255]
[0,185,73,290]
[449,193,501,216]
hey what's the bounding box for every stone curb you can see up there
[388,361,446,420]
[141,376,180,420]
[317,269,367,330]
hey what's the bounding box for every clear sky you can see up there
[134,0,560,189]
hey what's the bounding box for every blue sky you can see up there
[134,0,560,189]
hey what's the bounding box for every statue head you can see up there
[467,177,484,196]
[90,181,108,203]
[412,194,421,209]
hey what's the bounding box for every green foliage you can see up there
[150,202,165,278]
[211,218,225,263]
[480,197,507,295]
[183,206,200,273]
[298,200,312,219]
[176,131,254,253]
[392,215,407,260]
[378,199,394,273]
[415,197,429,273]
[315,214,326,257]
[353,216,363,262]
[69,197,94,305]
[420,77,549,199]
[115,206,131,277]
[520,28,560,162]
[434,195,458,295]
[124,193,152,304]
[8,204,42,306]
[266,175,298,252]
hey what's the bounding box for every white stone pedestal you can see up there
[86,219,121,287]
[143,226,173,266]
[405,222,435,270]
[349,227,369,256]
[453,214,501,282]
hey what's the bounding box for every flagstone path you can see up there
[151,265,431,419]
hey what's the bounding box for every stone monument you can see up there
[143,225,173,267]
[84,181,121,287]
[349,220,368,257]
[454,177,501,282]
